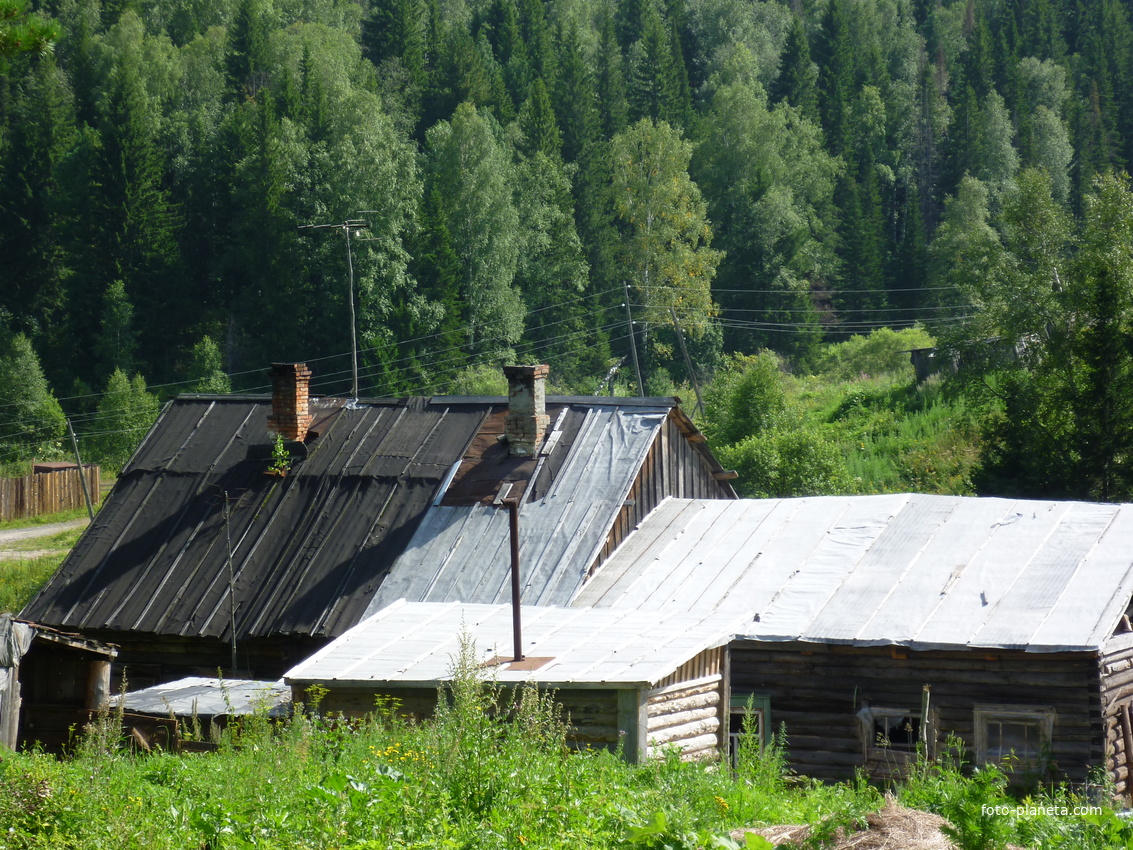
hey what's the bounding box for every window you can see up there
[858,706,924,762]
[728,694,770,769]
[974,705,1054,772]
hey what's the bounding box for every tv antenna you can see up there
[297,219,369,399]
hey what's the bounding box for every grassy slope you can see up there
[794,372,982,496]
[0,513,87,614]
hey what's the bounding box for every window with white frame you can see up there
[974,705,1055,772]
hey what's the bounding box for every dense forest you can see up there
[2,0,1133,498]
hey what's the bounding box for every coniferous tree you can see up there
[513,151,596,382]
[406,188,467,391]
[814,0,854,156]
[771,13,819,123]
[626,0,690,128]
[553,20,599,164]
[517,0,556,91]
[518,78,562,159]
[80,24,182,384]
[94,280,137,381]
[594,3,628,138]
[226,0,271,101]
[0,57,75,354]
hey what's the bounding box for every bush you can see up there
[814,327,935,382]
[700,352,790,446]
[716,427,851,498]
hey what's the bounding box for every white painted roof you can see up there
[285,600,736,687]
[572,495,1133,653]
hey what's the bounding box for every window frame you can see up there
[728,693,771,769]
[858,705,926,762]
[973,704,1055,773]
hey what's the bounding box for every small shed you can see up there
[285,600,736,762]
[110,677,291,750]
[1,614,117,752]
[577,495,1133,787]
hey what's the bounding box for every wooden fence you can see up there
[0,466,100,522]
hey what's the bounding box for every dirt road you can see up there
[0,517,88,559]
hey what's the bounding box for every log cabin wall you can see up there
[645,647,725,761]
[592,415,733,575]
[731,641,1104,784]
[1098,634,1133,800]
[299,685,623,753]
[307,686,441,721]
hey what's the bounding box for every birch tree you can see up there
[610,117,721,351]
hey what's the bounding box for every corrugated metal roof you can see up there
[285,599,736,687]
[112,677,290,717]
[22,396,491,640]
[365,404,671,613]
[573,495,1133,652]
[23,393,699,645]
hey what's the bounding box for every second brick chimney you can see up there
[267,362,313,442]
[503,364,550,458]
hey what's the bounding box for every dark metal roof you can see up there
[22,396,491,641]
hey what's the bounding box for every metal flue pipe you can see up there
[506,497,524,662]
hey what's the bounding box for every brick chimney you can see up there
[503,364,550,458]
[267,362,313,442]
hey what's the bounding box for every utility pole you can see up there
[297,219,369,399]
[623,281,644,397]
[224,490,237,674]
[670,307,704,416]
[66,419,95,521]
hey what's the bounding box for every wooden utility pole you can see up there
[670,307,704,416]
[297,220,368,398]
[623,281,644,397]
[66,419,95,521]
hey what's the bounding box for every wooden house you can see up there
[575,495,1133,789]
[284,600,738,762]
[21,364,733,695]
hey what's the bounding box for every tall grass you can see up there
[3,662,1129,849]
[792,372,981,495]
[0,550,68,614]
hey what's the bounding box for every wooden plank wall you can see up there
[307,684,623,752]
[645,650,724,761]
[0,467,100,522]
[591,416,732,575]
[1099,637,1133,799]
[731,642,1104,783]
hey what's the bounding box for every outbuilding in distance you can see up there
[284,600,742,763]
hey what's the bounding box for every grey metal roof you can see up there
[366,404,670,613]
[286,600,736,687]
[111,677,291,717]
[573,495,1133,653]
